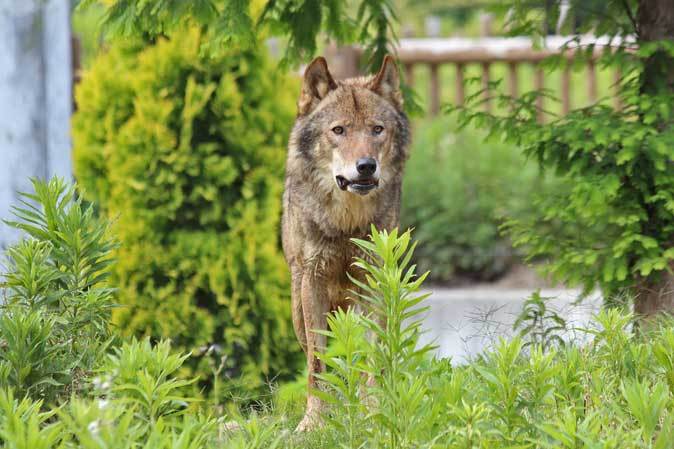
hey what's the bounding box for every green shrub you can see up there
[401,118,553,283]
[71,28,302,396]
[0,178,222,445]
[94,338,196,424]
[0,178,115,404]
[309,228,674,449]
[0,342,221,449]
[316,227,434,447]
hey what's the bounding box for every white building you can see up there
[0,0,72,250]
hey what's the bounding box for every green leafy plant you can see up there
[652,325,674,392]
[57,336,223,449]
[95,338,197,425]
[348,227,435,448]
[0,390,62,449]
[620,379,669,444]
[0,178,115,403]
[315,228,437,448]
[314,308,367,448]
[514,290,568,351]
[0,310,65,401]
[78,0,396,70]
[58,396,220,449]
[72,27,303,398]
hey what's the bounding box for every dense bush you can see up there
[71,28,302,396]
[401,118,554,283]
[0,178,115,404]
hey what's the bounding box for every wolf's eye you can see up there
[373,125,384,135]
[332,126,344,135]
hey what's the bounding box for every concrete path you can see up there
[416,288,602,362]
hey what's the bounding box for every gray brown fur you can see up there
[281,55,410,431]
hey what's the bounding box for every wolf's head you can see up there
[290,55,409,197]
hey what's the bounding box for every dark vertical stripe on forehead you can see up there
[350,88,360,113]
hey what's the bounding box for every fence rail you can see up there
[327,35,626,119]
[73,34,626,120]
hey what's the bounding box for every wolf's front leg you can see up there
[358,300,385,408]
[290,267,307,353]
[349,269,385,393]
[296,272,331,432]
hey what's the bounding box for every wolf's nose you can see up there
[356,157,377,176]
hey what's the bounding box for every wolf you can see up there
[281,55,411,431]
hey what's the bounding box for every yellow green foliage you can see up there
[72,28,302,395]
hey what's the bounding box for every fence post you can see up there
[456,63,465,106]
[404,63,415,89]
[535,65,545,122]
[481,62,491,112]
[587,58,597,104]
[479,12,494,37]
[508,62,518,111]
[324,44,361,79]
[613,68,623,110]
[429,63,440,116]
[561,64,571,114]
[424,15,442,38]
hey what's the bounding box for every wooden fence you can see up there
[72,34,625,120]
[326,35,625,120]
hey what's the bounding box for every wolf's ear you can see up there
[369,55,403,110]
[298,57,338,116]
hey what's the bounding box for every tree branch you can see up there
[620,0,639,36]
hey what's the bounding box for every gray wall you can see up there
[0,0,72,251]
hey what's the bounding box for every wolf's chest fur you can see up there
[323,190,378,234]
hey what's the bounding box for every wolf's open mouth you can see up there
[335,176,378,194]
